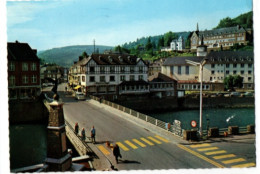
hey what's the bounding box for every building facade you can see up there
[162,51,254,91]
[190,25,252,51]
[161,36,185,52]
[8,41,41,100]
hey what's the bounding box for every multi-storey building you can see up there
[40,64,65,84]
[8,41,41,100]
[162,50,254,91]
[190,24,252,51]
[161,36,185,52]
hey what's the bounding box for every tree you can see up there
[215,17,236,29]
[158,37,164,49]
[224,75,243,90]
[145,37,153,51]
[164,31,177,47]
[82,51,88,58]
[114,45,122,53]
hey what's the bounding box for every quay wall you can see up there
[115,96,254,112]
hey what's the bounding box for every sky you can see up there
[5,0,253,51]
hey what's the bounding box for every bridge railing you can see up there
[89,95,183,137]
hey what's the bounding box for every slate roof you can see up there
[162,56,204,66]
[148,72,177,82]
[206,51,254,63]
[8,41,39,61]
[89,53,140,65]
[198,26,247,37]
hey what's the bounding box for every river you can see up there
[149,107,255,130]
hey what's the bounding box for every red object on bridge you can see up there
[191,120,197,128]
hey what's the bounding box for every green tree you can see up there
[82,51,88,58]
[233,75,243,88]
[215,17,236,29]
[145,37,153,51]
[224,75,243,90]
[164,31,177,46]
[114,45,122,53]
[158,37,164,49]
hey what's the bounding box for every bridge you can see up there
[30,83,255,172]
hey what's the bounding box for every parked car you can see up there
[241,92,254,97]
[75,92,86,100]
[230,92,241,97]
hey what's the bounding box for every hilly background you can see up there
[38,45,113,67]
[38,11,252,68]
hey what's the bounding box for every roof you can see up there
[8,41,39,61]
[162,56,204,66]
[89,54,141,65]
[198,26,247,37]
[206,51,254,63]
[148,72,177,82]
[119,80,149,86]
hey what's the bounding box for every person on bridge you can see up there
[81,128,86,141]
[75,123,79,135]
[113,144,122,164]
[91,126,96,143]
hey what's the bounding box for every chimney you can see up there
[79,56,83,61]
[15,40,19,43]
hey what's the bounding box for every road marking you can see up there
[197,147,219,152]
[97,145,110,155]
[132,139,146,147]
[155,135,169,143]
[190,143,211,148]
[147,136,162,144]
[231,163,256,168]
[140,138,154,146]
[222,158,246,164]
[116,142,129,151]
[205,150,227,155]
[178,144,225,168]
[213,154,236,160]
[125,140,138,149]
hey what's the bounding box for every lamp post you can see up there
[186,58,207,138]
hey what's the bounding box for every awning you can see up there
[74,85,81,90]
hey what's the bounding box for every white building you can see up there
[161,51,254,91]
[161,36,185,52]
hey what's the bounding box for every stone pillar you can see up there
[45,101,72,171]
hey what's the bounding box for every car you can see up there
[230,92,241,97]
[75,92,86,100]
[242,92,254,97]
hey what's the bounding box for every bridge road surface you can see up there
[56,83,256,171]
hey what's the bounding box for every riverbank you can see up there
[114,95,254,113]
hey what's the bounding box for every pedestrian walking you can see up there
[75,122,79,135]
[113,144,122,164]
[81,128,85,141]
[91,126,96,143]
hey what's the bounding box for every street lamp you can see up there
[186,58,208,138]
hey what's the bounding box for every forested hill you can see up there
[214,11,253,29]
[38,45,113,67]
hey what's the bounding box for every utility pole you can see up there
[93,39,95,54]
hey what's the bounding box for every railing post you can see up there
[123,107,125,112]
[137,112,139,118]
[156,119,158,126]
[146,116,148,122]
[130,109,132,115]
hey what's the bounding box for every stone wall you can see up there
[9,99,49,124]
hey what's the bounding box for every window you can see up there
[89,76,95,82]
[248,77,252,81]
[22,75,28,84]
[185,66,189,75]
[9,89,17,99]
[226,70,230,74]
[233,71,237,74]
[226,64,230,68]
[178,66,182,74]
[31,63,37,71]
[211,64,215,68]
[130,75,135,81]
[130,66,134,73]
[82,76,85,82]
[138,75,143,80]
[120,66,125,72]
[241,70,244,75]
[31,75,37,83]
[9,75,15,86]
[22,63,28,71]
[9,62,15,71]
[120,75,125,81]
[211,70,215,75]
[241,63,244,68]
[110,76,115,81]
[100,66,105,74]
[90,67,95,73]
[248,70,252,75]
[110,66,115,73]
[139,66,143,73]
[170,66,174,74]
[233,64,237,68]
[248,64,252,68]
[100,76,106,82]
